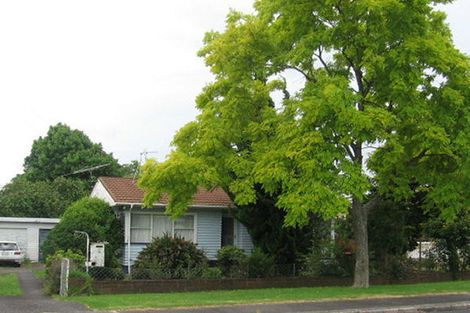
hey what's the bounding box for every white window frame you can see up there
[130,212,197,244]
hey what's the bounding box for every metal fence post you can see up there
[60,258,70,297]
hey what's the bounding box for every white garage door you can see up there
[0,228,28,254]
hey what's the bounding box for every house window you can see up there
[152,215,172,238]
[130,213,195,243]
[174,215,194,242]
[131,214,151,243]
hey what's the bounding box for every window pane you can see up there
[152,215,172,238]
[174,215,194,242]
[0,243,18,251]
[174,229,194,242]
[131,229,150,243]
[174,215,194,229]
[131,214,151,243]
[131,214,150,228]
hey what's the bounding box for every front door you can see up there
[221,216,234,247]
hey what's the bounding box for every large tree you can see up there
[24,123,123,184]
[140,0,470,287]
[0,175,88,218]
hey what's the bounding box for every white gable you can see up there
[91,180,116,206]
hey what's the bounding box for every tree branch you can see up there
[314,47,332,75]
[284,65,315,82]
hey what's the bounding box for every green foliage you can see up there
[132,234,208,279]
[200,267,223,279]
[424,210,470,279]
[139,0,470,286]
[216,246,248,278]
[368,192,426,274]
[89,267,125,281]
[23,123,123,185]
[232,190,331,264]
[301,240,353,278]
[68,270,94,296]
[42,197,123,266]
[246,248,275,278]
[45,249,85,294]
[0,175,88,218]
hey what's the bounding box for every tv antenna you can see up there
[63,163,111,177]
[133,150,158,181]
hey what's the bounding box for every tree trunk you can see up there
[352,197,369,288]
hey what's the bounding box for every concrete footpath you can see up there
[0,269,91,313]
[117,294,470,313]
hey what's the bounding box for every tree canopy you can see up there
[0,175,87,218]
[24,123,123,183]
[140,0,470,287]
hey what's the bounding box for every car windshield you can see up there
[0,243,18,251]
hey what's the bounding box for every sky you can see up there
[0,1,469,187]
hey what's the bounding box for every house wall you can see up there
[90,181,116,205]
[121,209,254,267]
[235,220,254,253]
[0,217,59,262]
[122,208,223,266]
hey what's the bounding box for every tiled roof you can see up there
[98,176,232,207]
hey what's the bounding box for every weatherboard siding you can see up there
[121,209,224,265]
[196,210,222,259]
[236,221,254,253]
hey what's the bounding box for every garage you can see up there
[0,217,59,262]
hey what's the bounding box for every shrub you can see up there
[45,250,85,294]
[217,246,248,278]
[68,270,93,296]
[201,267,223,279]
[300,241,353,278]
[42,197,123,267]
[247,248,275,278]
[132,234,208,279]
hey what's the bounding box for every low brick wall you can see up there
[88,271,470,294]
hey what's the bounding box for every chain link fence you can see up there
[63,263,308,281]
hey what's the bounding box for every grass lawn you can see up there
[0,274,22,296]
[67,280,470,311]
[32,269,46,280]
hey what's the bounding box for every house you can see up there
[91,177,254,271]
[0,217,59,262]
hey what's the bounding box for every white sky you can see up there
[0,1,468,187]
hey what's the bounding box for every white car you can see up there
[0,241,24,267]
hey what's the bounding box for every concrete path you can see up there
[119,294,470,313]
[0,269,91,313]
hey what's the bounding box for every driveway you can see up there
[0,268,91,313]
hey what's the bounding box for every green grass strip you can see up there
[32,269,46,280]
[0,273,22,296]
[67,280,470,311]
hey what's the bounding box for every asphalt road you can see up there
[0,269,90,313]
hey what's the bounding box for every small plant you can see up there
[133,234,208,279]
[201,267,223,279]
[217,246,248,278]
[247,248,275,278]
[68,270,93,296]
[44,249,85,294]
[300,240,353,278]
